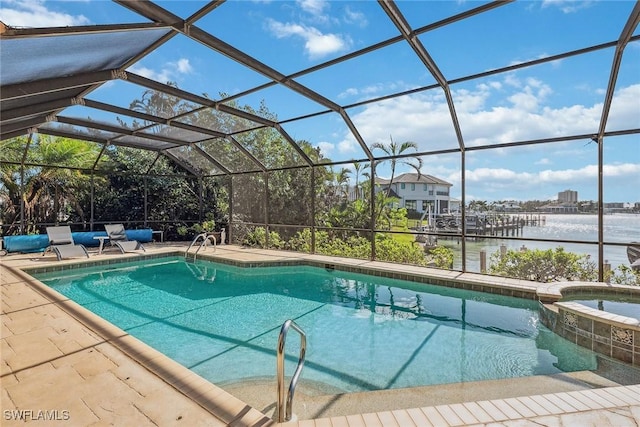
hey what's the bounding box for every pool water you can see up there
[565,297,640,319]
[36,257,599,393]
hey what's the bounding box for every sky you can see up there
[1,0,639,203]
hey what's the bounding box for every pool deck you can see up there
[1,242,639,426]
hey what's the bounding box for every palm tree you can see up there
[351,160,366,200]
[370,136,423,198]
[326,166,351,203]
[0,135,104,233]
[370,135,423,222]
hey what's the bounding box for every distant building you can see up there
[494,202,522,212]
[537,203,578,213]
[603,202,630,214]
[375,173,453,214]
[558,189,578,203]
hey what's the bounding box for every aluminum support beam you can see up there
[162,150,201,177]
[1,99,74,123]
[0,22,167,38]
[1,70,116,101]
[193,145,231,175]
[596,1,640,139]
[114,0,374,162]
[378,0,466,151]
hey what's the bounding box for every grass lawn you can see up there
[385,226,417,245]
[406,218,432,229]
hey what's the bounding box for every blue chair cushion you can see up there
[2,229,153,253]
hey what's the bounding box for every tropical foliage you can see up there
[489,247,638,285]
[0,135,106,234]
[489,247,596,282]
[242,226,454,268]
[5,85,629,281]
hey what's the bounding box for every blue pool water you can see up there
[36,257,599,393]
[565,297,640,319]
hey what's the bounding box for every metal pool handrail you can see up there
[276,319,307,422]
[184,232,216,261]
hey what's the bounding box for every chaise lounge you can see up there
[44,226,90,261]
[105,224,146,254]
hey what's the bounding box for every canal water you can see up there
[438,213,640,272]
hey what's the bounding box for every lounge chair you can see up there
[44,226,90,261]
[105,224,146,253]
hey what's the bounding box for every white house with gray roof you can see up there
[375,173,453,214]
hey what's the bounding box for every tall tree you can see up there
[370,136,423,198]
[370,135,423,225]
[0,135,104,233]
[351,160,368,200]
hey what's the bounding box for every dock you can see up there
[420,213,546,238]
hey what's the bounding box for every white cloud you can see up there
[175,58,193,74]
[266,19,350,59]
[128,58,193,84]
[297,0,328,16]
[127,65,164,82]
[338,87,359,99]
[462,163,639,194]
[338,138,358,154]
[317,140,335,156]
[606,84,640,130]
[338,81,414,100]
[541,0,594,14]
[332,79,639,200]
[343,6,367,28]
[0,0,89,27]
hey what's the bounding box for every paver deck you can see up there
[1,243,639,426]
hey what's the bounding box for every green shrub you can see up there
[242,227,285,249]
[427,246,454,269]
[489,247,597,282]
[375,234,428,266]
[608,265,640,286]
[287,227,455,268]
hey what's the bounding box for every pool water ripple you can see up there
[37,257,600,393]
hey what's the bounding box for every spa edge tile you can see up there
[577,315,594,332]
[612,346,634,364]
[576,334,594,351]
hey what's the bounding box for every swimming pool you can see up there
[36,256,599,393]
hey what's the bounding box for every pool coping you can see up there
[19,249,546,301]
[20,248,640,307]
[3,244,640,426]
